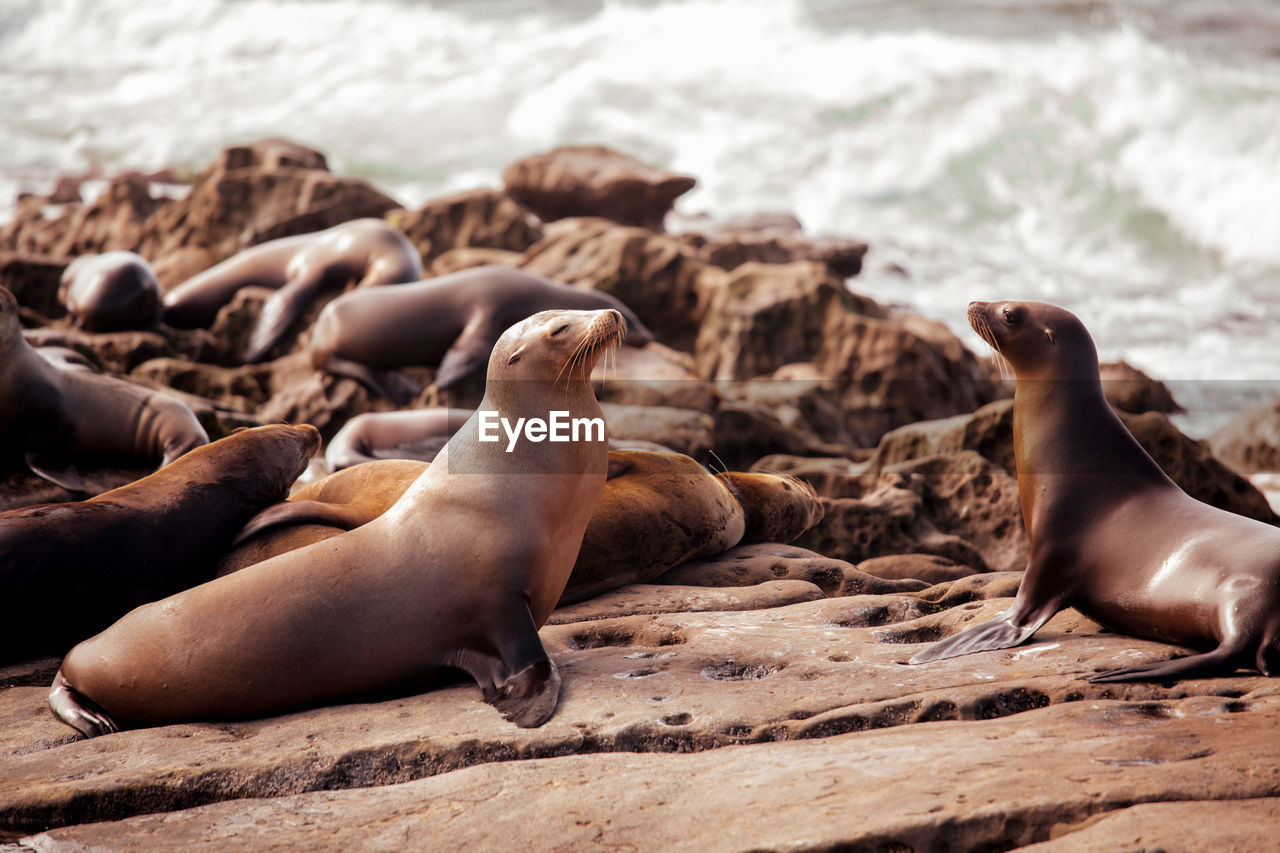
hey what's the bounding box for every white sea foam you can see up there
[4,0,1280,422]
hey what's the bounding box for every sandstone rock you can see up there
[1099,359,1182,414]
[519,218,711,351]
[0,254,69,319]
[720,366,881,449]
[591,342,720,412]
[390,188,543,267]
[708,399,850,470]
[130,358,272,413]
[1019,798,1280,851]
[47,173,168,258]
[502,145,695,230]
[1209,396,1280,475]
[869,397,1016,475]
[678,221,868,277]
[601,404,715,459]
[655,542,928,597]
[856,553,980,584]
[428,247,524,276]
[5,586,1272,845]
[549,580,825,624]
[135,140,402,270]
[256,353,391,440]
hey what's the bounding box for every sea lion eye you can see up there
[1002,308,1017,325]
[507,353,522,365]
[550,323,570,337]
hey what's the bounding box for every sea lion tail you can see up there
[232,500,373,547]
[49,670,120,739]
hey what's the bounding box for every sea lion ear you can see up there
[1044,328,1056,345]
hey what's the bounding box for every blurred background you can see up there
[3,0,1279,434]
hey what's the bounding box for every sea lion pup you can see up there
[0,424,319,664]
[50,308,623,736]
[161,218,422,363]
[910,300,1280,681]
[0,286,208,491]
[308,266,655,402]
[58,251,162,332]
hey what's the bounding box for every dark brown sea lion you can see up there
[161,218,422,363]
[308,265,655,402]
[0,286,208,491]
[50,308,623,736]
[910,300,1280,681]
[0,424,318,664]
[58,251,162,332]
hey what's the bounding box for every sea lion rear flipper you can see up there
[458,598,561,728]
[1085,650,1241,684]
[26,451,89,494]
[243,272,324,363]
[908,607,1056,665]
[232,500,373,547]
[434,320,497,391]
[49,670,120,738]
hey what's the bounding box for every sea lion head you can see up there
[490,308,628,386]
[718,471,825,544]
[968,300,1098,381]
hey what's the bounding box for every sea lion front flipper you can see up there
[457,598,562,728]
[908,606,1057,665]
[243,271,325,364]
[49,670,120,738]
[434,318,498,392]
[231,500,373,547]
[25,451,89,494]
[320,355,421,405]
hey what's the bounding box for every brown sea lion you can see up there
[219,454,824,603]
[0,424,318,664]
[50,308,624,736]
[58,251,162,332]
[324,408,473,471]
[0,286,208,491]
[910,300,1280,681]
[161,218,422,363]
[308,265,655,402]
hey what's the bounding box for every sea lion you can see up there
[0,286,209,491]
[58,251,162,332]
[161,218,422,363]
[0,424,318,664]
[219,454,824,603]
[909,300,1280,681]
[308,266,655,402]
[50,308,623,736]
[325,408,473,471]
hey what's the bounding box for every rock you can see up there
[694,260,880,381]
[428,247,524,276]
[654,542,928,597]
[0,195,71,258]
[519,218,711,351]
[748,454,873,499]
[1019,798,1280,852]
[721,365,881,449]
[694,263,996,443]
[6,585,1274,845]
[1209,396,1280,475]
[502,145,695,230]
[869,397,1016,475]
[678,221,868,277]
[22,328,184,375]
[131,358,272,413]
[256,353,391,440]
[548,581,825,624]
[708,400,851,471]
[0,254,69,320]
[856,553,980,584]
[135,140,403,274]
[601,404,715,460]
[794,451,1026,572]
[590,342,720,413]
[1099,360,1182,414]
[47,173,168,258]
[391,188,543,267]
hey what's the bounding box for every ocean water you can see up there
[3,0,1280,435]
